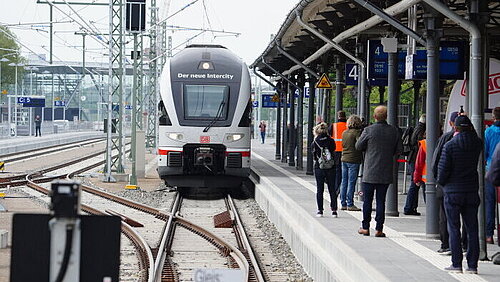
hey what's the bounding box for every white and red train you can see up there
[157,44,251,188]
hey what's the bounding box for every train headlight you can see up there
[168,133,184,141]
[198,61,214,70]
[226,133,244,142]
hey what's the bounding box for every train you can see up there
[157,44,252,188]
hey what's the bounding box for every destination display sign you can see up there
[367,40,406,79]
[367,40,465,80]
[262,94,278,108]
[345,64,388,86]
[176,73,234,80]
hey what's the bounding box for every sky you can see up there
[1,0,296,66]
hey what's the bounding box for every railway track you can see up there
[2,141,164,281]
[1,137,105,164]
[152,193,265,282]
[2,139,304,281]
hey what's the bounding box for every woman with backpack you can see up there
[312,122,338,217]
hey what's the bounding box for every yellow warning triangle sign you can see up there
[315,73,333,89]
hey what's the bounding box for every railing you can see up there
[0,121,113,139]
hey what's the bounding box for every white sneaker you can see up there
[332,211,338,218]
[316,211,323,217]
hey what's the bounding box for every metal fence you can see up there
[0,121,99,139]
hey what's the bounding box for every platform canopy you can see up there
[250,0,500,76]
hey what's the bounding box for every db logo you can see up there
[200,136,210,143]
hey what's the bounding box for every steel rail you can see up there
[227,195,266,282]
[175,215,250,281]
[1,138,104,163]
[152,193,181,282]
[25,179,154,282]
[22,151,155,282]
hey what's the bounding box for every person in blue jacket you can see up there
[438,115,482,274]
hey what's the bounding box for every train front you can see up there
[157,45,251,188]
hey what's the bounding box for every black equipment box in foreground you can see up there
[10,214,121,282]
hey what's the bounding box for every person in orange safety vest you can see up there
[414,139,427,193]
[328,111,347,194]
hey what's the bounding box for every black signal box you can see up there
[126,0,146,32]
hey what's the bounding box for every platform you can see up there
[250,139,500,282]
[0,131,105,155]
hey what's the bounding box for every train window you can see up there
[238,100,252,127]
[158,100,172,125]
[183,85,229,120]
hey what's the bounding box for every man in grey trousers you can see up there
[356,106,402,237]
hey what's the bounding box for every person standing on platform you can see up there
[34,115,42,137]
[356,106,402,237]
[404,114,426,215]
[259,120,267,144]
[438,115,482,274]
[329,111,348,195]
[432,111,459,254]
[312,122,338,218]
[413,134,427,205]
[485,107,500,244]
[339,114,362,211]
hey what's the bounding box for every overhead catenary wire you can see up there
[61,0,101,36]
[0,27,86,75]
[150,0,200,30]
[44,0,108,49]
[201,0,214,38]
[0,20,75,27]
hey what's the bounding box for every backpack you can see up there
[314,140,335,169]
[401,126,414,156]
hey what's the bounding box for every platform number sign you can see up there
[345,64,359,86]
[294,87,311,98]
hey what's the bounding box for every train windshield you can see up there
[184,85,229,120]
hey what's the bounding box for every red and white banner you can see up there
[445,59,500,131]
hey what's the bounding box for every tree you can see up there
[0,25,24,91]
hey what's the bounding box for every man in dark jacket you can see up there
[437,115,482,274]
[431,111,460,254]
[355,106,402,237]
[34,115,42,137]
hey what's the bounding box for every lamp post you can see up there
[25,66,39,136]
[42,70,50,123]
[8,62,24,137]
[0,57,10,125]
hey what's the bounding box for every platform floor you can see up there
[0,131,105,155]
[251,138,500,281]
